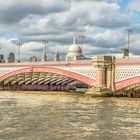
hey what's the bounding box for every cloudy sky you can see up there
[0,0,140,61]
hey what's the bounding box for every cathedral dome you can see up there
[67,35,82,55]
[68,44,82,54]
[66,34,85,61]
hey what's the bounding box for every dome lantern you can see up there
[73,34,77,44]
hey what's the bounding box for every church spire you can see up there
[73,34,78,44]
[54,49,60,61]
[42,47,47,62]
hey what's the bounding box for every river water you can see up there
[0,91,140,140]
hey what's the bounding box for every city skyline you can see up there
[0,0,140,61]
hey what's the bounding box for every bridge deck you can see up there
[1,58,140,67]
[116,58,140,66]
[0,60,92,67]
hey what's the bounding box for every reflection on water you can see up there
[0,91,140,140]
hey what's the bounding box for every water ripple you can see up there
[0,91,139,140]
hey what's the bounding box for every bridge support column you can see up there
[0,82,4,91]
[96,66,106,88]
[86,55,116,96]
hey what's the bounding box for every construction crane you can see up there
[79,35,85,48]
[128,28,132,58]
[121,28,132,58]
[17,43,22,63]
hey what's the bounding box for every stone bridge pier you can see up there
[86,55,116,96]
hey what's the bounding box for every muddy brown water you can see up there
[0,91,140,140]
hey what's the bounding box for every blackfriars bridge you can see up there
[0,55,140,97]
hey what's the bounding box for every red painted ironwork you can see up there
[0,67,95,86]
[116,76,140,90]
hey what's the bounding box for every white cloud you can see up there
[93,29,126,48]
[0,38,17,60]
[129,0,140,12]
[0,0,139,61]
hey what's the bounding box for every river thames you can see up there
[0,91,140,140]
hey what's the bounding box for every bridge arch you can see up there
[115,76,140,91]
[0,67,95,86]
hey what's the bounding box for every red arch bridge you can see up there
[0,55,140,97]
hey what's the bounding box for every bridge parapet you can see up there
[115,58,140,82]
[116,66,140,82]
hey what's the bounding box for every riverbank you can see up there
[0,90,84,96]
[0,90,140,98]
